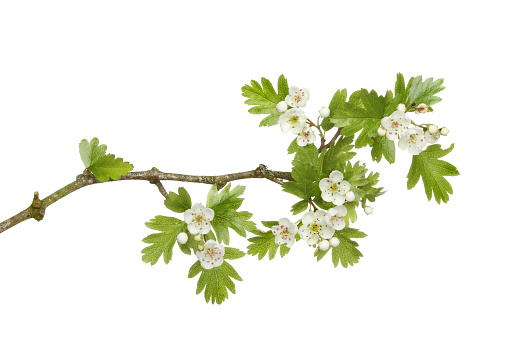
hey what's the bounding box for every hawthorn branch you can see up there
[0,165,293,234]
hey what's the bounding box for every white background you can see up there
[1,1,506,336]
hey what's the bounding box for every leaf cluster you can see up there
[206,184,257,244]
[246,221,291,260]
[241,75,289,127]
[79,137,133,182]
[314,227,367,267]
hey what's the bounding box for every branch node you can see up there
[216,178,227,190]
[31,191,46,222]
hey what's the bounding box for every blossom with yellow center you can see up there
[298,210,334,246]
[319,170,351,206]
[196,240,225,269]
[184,203,214,235]
[272,218,298,247]
[381,110,411,140]
[278,108,307,134]
[285,86,310,108]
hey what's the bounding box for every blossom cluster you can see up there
[174,203,227,270]
[276,86,328,148]
[271,170,368,251]
[377,103,449,155]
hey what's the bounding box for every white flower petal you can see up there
[319,225,335,239]
[307,234,319,246]
[332,194,345,206]
[301,212,315,225]
[329,170,344,182]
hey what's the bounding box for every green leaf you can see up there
[242,75,289,127]
[406,76,445,108]
[141,216,186,265]
[79,137,107,168]
[315,228,367,268]
[407,144,459,204]
[330,89,395,148]
[395,73,406,98]
[164,187,192,213]
[371,136,396,163]
[247,228,291,260]
[224,247,246,260]
[87,154,134,182]
[287,137,299,154]
[291,200,309,215]
[188,260,242,305]
[282,144,321,200]
[206,184,256,244]
[321,136,356,174]
[321,88,347,131]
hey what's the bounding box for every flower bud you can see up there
[428,124,438,134]
[276,101,288,113]
[197,244,205,251]
[440,127,449,136]
[329,237,340,247]
[194,234,202,242]
[319,106,330,118]
[345,190,355,202]
[318,240,330,251]
[364,206,373,215]
[377,125,387,137]
[176,232,188,244]
[416,103,428,114]
[397,104,406,113]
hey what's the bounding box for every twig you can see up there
[318,127,342,152]
[0,165,293,234]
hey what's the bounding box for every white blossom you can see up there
[329,237,340,247]
[381,110,411,140]
[278,108,307,134]
[276,101,288,113]
[285,86,310,108]
[424,130,440,144]
[397,104,406,113]
[184,203,214,235]
[398,128,427,155]
[318,240,330,251]
[177,232,188,244]
[440,127,449,136]
[319,170,350,206]
[196,240,225,269]
[377,125,387,137]
[428,124,438,134]
[297,127,316,146]
[325,205,347,230]
[416,103,428,114]
[319,107,330,118]
[299,211,335,246]
[271,218,298,248]
[345,190,355,202]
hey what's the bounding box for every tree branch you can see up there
[0,165,293,234]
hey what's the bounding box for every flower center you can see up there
[329,183,339,192]
[309,223,320,234]
[409,134,417,144]
[194,214,204,223]
[391,120,399,129]
[205,248,216,259]
[331,215,343,223]
[281,226,290,239]
[289,116,299,125]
